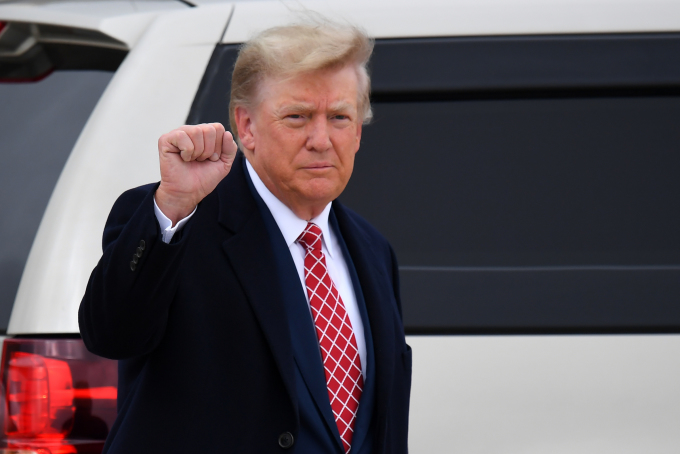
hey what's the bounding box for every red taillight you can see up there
[0,22,6,35]
[0,339,117,454]
[7,353,74,439]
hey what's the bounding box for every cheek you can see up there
[344,154,355,178]
[334,130,361,161]
[260,128,302,162]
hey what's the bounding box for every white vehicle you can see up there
[1,0,680,452]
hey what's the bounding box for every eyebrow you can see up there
[276,104,314,116]
[328,101,355,114]
[275,101,356,117]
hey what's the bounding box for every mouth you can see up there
[302,162,334,170]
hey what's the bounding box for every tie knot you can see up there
[297,222,323,252]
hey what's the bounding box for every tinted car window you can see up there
[346,97,680,267]
[342,96,680,333]
[0,70,113,332]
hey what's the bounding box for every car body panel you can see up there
[408,335,680,453]
[223,0,680,43]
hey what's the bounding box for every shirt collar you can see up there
[245,158,335,258]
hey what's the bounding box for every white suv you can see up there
[1,0,680,452]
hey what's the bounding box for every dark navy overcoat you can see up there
[79,152,412,453]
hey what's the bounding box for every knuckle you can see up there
[203,124,216,138]
[190,128,203,141]
[179,125,196,136]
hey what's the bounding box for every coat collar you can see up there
[244,159,336,258]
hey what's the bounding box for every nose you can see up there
[305,115,332,152]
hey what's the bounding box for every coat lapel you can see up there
[333,201,398,452]
[216,153,297,415]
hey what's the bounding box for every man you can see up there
[79,21,411,454]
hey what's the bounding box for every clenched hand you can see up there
[155,123,238,224]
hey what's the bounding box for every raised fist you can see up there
[155,123,238,224]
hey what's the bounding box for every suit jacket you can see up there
[79,152,412,453]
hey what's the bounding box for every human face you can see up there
[235,65,362,220]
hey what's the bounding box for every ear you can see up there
[234,105,256,152]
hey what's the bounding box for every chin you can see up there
[300,177,342,196]
[300,185,342,206]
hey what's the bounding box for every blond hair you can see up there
[229,21,374,146]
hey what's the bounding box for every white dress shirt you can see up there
[153,160,367,377]
[153,200,196,243]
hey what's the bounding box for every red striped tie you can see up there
[297,222,363,453]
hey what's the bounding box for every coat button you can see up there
[139,239,146,250]
[130,261,136,271]
[278,432,294,449]
[136,247,143,257]
[131,255,139,264]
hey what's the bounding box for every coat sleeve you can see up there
[78,183,189,359]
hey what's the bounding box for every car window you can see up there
[350,97,680,268]
[0,70,113,332]
[343,95,680,333]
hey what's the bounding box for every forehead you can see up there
[256,65,360,108]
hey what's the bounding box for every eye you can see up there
[282,114,307,126]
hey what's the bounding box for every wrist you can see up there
[155,184,197,226]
